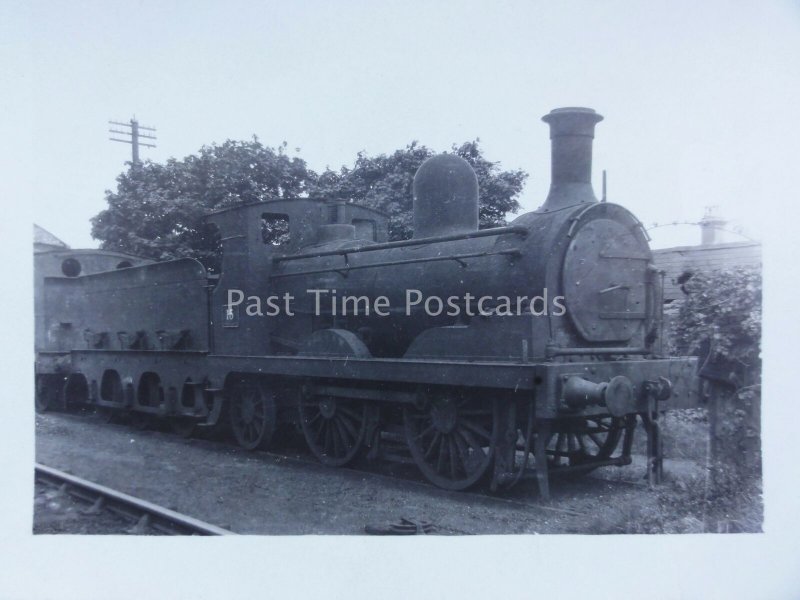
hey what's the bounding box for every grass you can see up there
[602,408,764,534]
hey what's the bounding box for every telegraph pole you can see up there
[109,117,157,163]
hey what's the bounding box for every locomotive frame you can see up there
[35,107,699,499]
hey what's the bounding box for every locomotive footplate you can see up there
[206,354,542,391]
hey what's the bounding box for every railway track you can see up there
[38,410,664,534]
[35,463,237,536]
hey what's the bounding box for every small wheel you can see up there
[299,393,367,467]
[169,418,197,439]
[62,375,89,410]
[228,381,276,450]
[546,415,624,470]
[404,394,496,490]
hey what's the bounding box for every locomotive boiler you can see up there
[35,107,698,498]
[260,108,653,363]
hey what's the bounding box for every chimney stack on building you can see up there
[700,206,726,245]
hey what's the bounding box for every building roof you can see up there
[33,224,69,251]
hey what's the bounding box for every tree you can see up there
[308,140,527,241]
[92,137,528,268]
[91,139,313,271]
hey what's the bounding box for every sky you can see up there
[5,0,800,249]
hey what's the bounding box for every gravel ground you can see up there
[34,481,127,534]
[34,411,710,535]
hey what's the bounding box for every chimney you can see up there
[699,206,726,245]
[540,107,604,212]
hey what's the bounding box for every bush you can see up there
[668,267,761,379]
[665,266,762,532]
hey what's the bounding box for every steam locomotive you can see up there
[35,107,698,498]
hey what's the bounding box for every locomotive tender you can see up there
[35,107,698,498]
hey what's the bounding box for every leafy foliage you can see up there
[666,266,762,532]
[91,139,313,271]
[308,141,527,241]
[668,267,761,378]
[92,137,528,272]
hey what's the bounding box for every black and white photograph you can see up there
[2,1,799,598]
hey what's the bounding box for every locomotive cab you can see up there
[205,198,389,355]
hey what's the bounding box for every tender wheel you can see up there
[228,380,276,450]
[62,374,89,410]
[546,415,624,470]
[35,375,61,413]
[299,393,367,467]
[403,394,496,490]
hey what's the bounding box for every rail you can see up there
[34,463,236,536]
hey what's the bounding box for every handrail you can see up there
[272,225,528,264]
[270,249,522,280]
